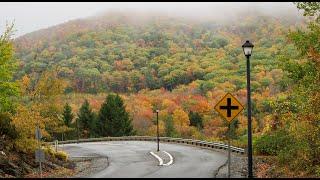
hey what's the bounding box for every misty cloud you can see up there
[0,2,303,38]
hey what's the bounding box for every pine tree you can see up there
[89,113,98,138]
[62,103,74,127]
[189,111,204,130]
[77,99,96,138]
[98,94,134,137]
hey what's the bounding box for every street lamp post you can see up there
[242,40,254,178]
[156,110,160,152]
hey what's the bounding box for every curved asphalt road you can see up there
[61,141,228,178]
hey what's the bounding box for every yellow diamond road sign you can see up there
[214,93,244,123]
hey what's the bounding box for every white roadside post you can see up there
[55,140,58,152]
[35,126,44,178]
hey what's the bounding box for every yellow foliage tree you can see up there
[12,105,49,153]
[146,120,165,136]
[18,70,68,141]
[172,109,190,136]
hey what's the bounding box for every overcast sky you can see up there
[0,2,300,38]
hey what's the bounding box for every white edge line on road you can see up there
[162,151,173,166]
[150,151,163,166]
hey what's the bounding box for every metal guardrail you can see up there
[49,136,245,154]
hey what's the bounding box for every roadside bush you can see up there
[14,138,38,154]
[277,141,313,172]
[254,129,294,155]
[55,151,68,161]
[43,146,68,162]
[316,165,320,177]
[43,146,56,159]
[276,119,320,175]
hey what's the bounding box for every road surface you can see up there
[61,141,228,178]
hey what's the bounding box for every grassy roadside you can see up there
[254,156,318,178]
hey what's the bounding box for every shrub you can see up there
[14,138,38,153]
[43,146,56,159]
[55,151,68,161]
[277,136,316,173]
[316,165,320,177]
[254,129,294,156]
[43,146,68,162]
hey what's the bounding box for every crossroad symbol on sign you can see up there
[214,93,244,123]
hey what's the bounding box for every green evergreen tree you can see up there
[62,103,74,127]
[189,111,203,129]
[77,99,96,138]
[89,113,98,138]
[98,94,134,137]
[62,103,76,140]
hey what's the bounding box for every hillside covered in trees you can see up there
[14,11,302,94]
[1,2,319,177]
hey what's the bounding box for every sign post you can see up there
[228,123,231,178]
[214,93,244,178]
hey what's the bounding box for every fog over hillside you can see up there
[0,2,303,38]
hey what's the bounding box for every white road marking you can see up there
[150,151,174,166]
[150,151,163,166]
[162,151,173,166]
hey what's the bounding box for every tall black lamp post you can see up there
[242,40,254,178]
[156,110,160,152]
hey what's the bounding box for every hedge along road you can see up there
[60,141,228,178]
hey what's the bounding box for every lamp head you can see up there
[242,40,254,57]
